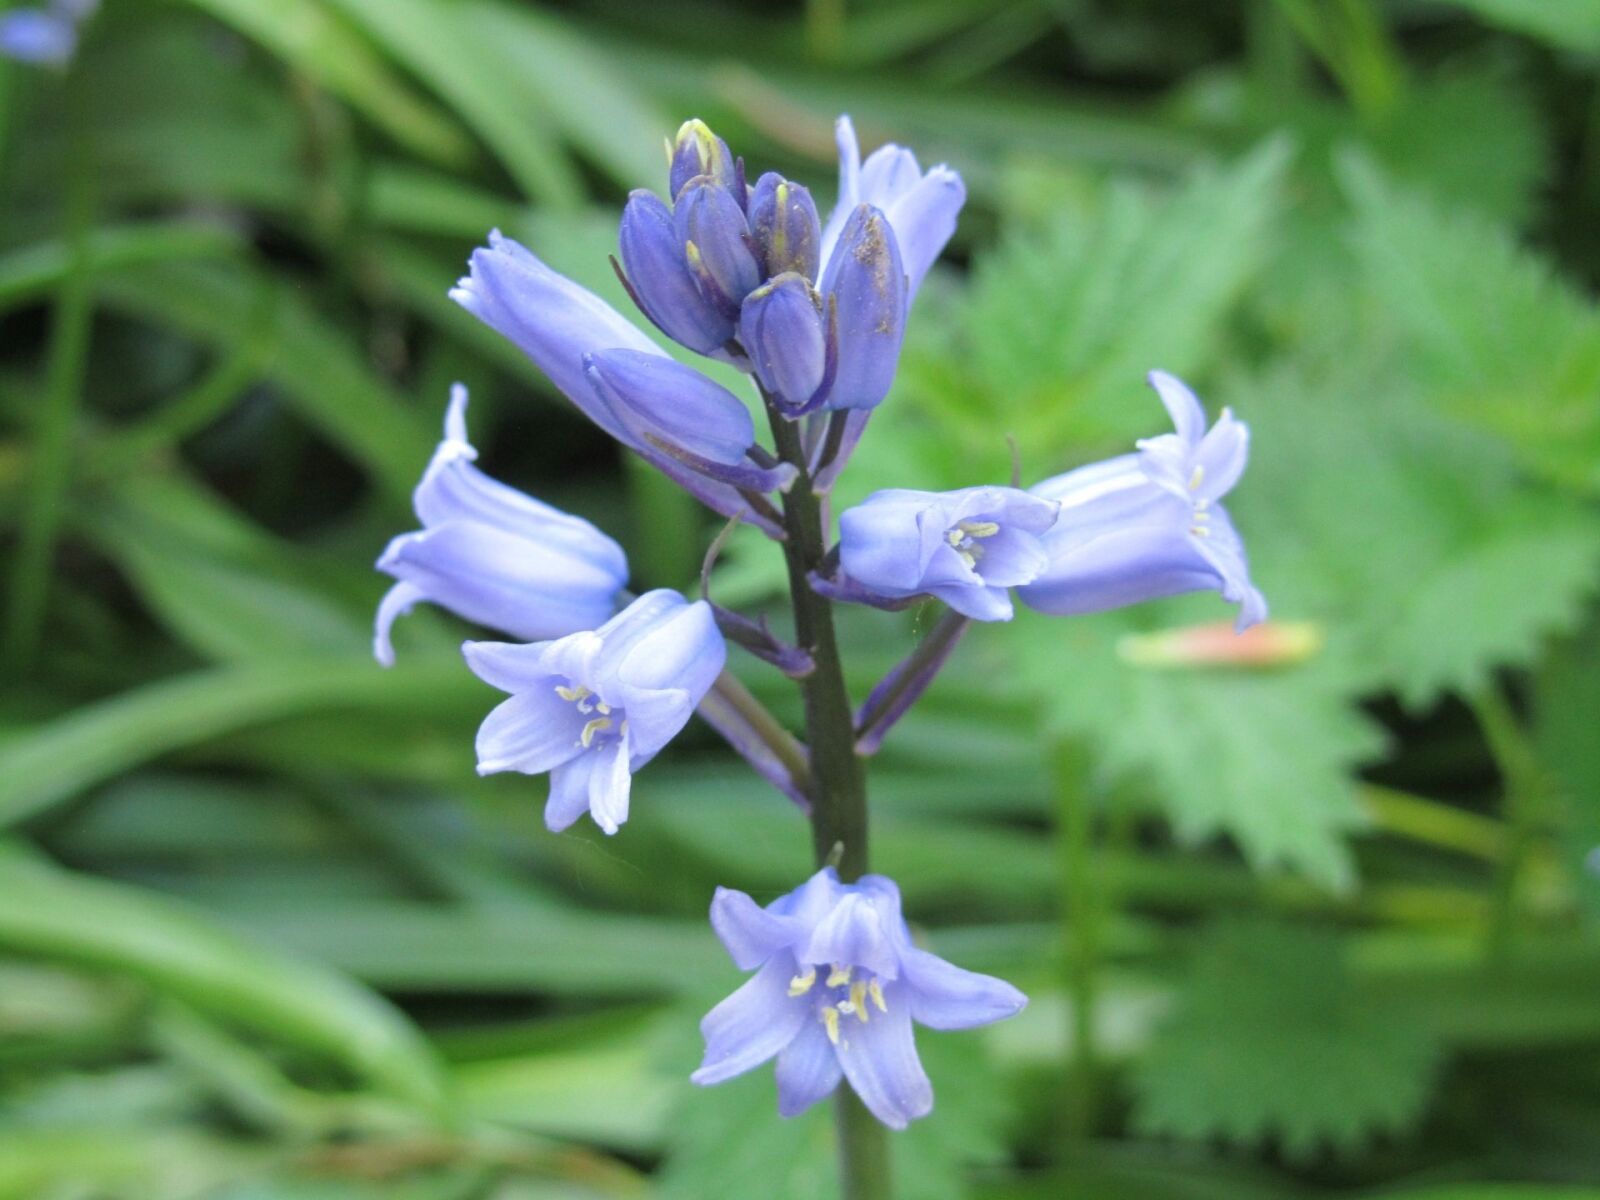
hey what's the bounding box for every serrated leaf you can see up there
[1131,920,1440,1159]
[1003,611,1381,890]
[1343,156,1600,494]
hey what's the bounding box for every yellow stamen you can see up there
[826,964,852,987]
[957,549,978,569]
[822,1006,841,1046]
[788,968,817,997]
[1188,465,1205,492]
[957,520,1000,538]
[579,717,613,747]
[945,528,964,547]
[849,980,870,1022]
[555,685,589,703]
[596,700,612,715]
[868,979,887,1013]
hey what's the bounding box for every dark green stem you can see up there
[1472,683,1548,964]
[765,400,888,1199]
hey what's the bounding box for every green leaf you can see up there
[1003,612,1380,890]
[0,844,446,1111]
[0,659,480,827]
[181,0,474,167]
[1432,0,1600,53]
[95,258,436,499]
[323,0,583,205]
[1343,155,1600,494]
[1131,919,1441,1159]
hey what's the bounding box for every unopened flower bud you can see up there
[669,118,738,200]
[749,172,821,280]
[619,190,732,354]
[740,273,828,415]
[675,177,762,320]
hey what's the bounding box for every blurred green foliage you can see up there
[1,0,1599,1196]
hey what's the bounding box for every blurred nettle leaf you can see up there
[1131,919,1441,1159]
[1343,156,1600,497]
[1234,353,1600,712]
[1003,608,1381,891]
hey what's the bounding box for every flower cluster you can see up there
[374,114,1265,1130]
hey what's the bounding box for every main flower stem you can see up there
[765,401,889,1200]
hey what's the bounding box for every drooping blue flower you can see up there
[373,386,629,666]
[1016,370,1267,630]
[464,589,726,835]
[836,486,1061,621]
[692,867,1026,1129]
[820,115,966,304]
[451,230,780,534]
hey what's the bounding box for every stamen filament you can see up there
[826,964,852,987]
[579,717,614,747]
[788,968,817,997]
[822,1005,841,1046]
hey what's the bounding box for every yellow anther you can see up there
[596,700,612,715]
[788,968,817,997]
[685,241,703,270]
[957,549,978,569]
[1190,526,1210,539]
[826,964,852,988]
[555,685,589,703]
[945,528,964,547]
[1188,465,1205,492]
[849,980,870,1022]
[957,520,1000,538]
[868,979,887,1013]
[822,1006,841,1046]
[579,717,613,748]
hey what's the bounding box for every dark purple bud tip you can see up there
[669,118,737,199]
[750,172,822,281]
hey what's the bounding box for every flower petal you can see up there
[710,886,803,970]
[775,1018,844,1118]
[1193,408,1250,503]
[900,946,1027,1031]
[835,981,932,1130]
[1146,369,1206,445]
[474,690,585,777]
[927,581,1013,622]
[373,581,425,667]
[881,166,965,301]
[545,753,599,832]
[691,957,808,1086]
[817,205,907,413]
[818,115,863,276]
[450,231,663,444]
[796,892,899,980]
[585,738,633,835]
[619,189,731,354]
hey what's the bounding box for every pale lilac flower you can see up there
[464,590,726,835]
[819,115,966,303]
[0,6,75,64]
[692,867,1026,1129]
[451,230,778,533]
[1016,370,1267,630]
[837,486,1060,621]
[374,386,628,666]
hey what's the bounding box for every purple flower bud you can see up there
[619,190,732,354]
[821,116,966,304]
[584,349,796,494]
[838,485,1059,621]
[374,386,628,666]
[812,205,907,413]
[669,118,737,200]
[692,867,1026,1129]
[0,7,75,64]
[1016,371,1267,630]
[466,589,726,835]
[749,173,821,281]
[674,177,762,321]
[739,273,829,415]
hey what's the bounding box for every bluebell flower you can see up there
[464,589,726,835]
[0,6,76,65]
[692,867,1026,1129]
[1016,370,1267,630]
[668,118,738,200]
[837,486,1061,621]
[374,386,628,666]
[820,116,966,304]
[451,231,780,534]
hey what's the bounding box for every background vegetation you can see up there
[2,0,1599,1196]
